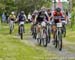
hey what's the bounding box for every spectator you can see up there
[2,13,6,23]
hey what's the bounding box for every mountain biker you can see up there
[46,8,53,43]
[9,11,16,21]
[31,10,38,35]
[17,11,26,34]
[47,8,52,21]
[47,8,53,26]
[32,10,38,24]
[31,14,36,35]
[8,11,16,33]
[52,7,63,44]
[8,11,16,22]
[36,8,48,33]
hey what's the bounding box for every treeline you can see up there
[0,0,51,14]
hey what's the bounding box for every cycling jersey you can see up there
[37,12,48,23]
[9,15,16,21]
[18,14,26,22]
[53,11,62,23]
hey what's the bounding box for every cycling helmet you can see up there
[33,10,38,13]
[55,7,61,12]
[11,11,15,15]
[21,11,25,14]
[33,10,38,15]
[41,6,46,12]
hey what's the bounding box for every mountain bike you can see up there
[55,22,62,51]
[41,21,48,47]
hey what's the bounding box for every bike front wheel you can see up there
[58,30,62,51]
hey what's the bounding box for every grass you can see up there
[63,24,75,53]
[0,22,75,60]
[64,24,75,43]
[0,23,58,60]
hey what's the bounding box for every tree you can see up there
[0,0,52,14]
[16,0,51,14]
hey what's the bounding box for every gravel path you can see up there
[14,33,75,60]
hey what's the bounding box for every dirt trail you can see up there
[14,33,75,60]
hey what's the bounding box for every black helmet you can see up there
[56,7,61,12]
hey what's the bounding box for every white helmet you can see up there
[11,12,15,15]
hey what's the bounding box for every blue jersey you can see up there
[18,14,25,22]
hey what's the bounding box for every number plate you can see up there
[20,22,24,25]
[56,23,62,28]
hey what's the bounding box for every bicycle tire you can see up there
[55,35,58,48]
[37,38,41,45]
[10,29,12,34]
[58,30,62,51]
[42,29,48,47]
[20,33,23,40]
[20,26,24,40]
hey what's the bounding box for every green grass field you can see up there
[65,25,75,42]
[0,22,75,60]
[0,23,58,60]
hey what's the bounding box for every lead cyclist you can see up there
[52,8,63,44]
[36,7,48,39]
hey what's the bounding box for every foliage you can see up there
[0,0,51,14]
